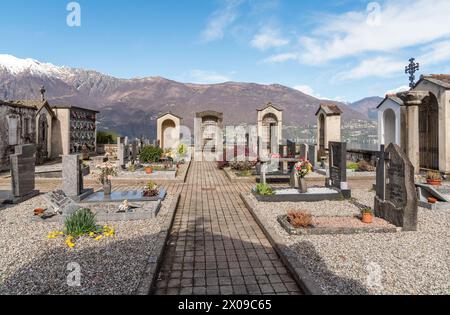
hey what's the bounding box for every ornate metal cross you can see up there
[405,58,419,88]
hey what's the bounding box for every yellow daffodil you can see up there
[65,236,76,248]
[95,235,103,241]
[89,232,96,237]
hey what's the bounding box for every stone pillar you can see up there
[397,91,429,174]
[62,154,82,197]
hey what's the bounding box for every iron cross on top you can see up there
[405,58,420,88]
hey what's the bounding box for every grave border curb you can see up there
[240,192,323,296]
[135,193,181,295]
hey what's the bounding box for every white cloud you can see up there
[298,0,450,64]
[419,40,450,65]
[293,85,322,98]
[385,85,410,95]
[336,57,405,81]
[263,52,299,63]
[189,70,231,84]
[250,27,289,50]
[201,0,244,42]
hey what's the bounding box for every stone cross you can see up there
[405,58,419,88]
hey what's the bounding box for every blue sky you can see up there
[1,0,450,102]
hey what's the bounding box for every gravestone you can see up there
[131,141,138,162]
[328,142,347,189]
[290,166,299,188]
[287,140,296,158]
[9,145,39,203]
[308,145,317,168]
[42,190,79,216]
[374,144,418,231]
[62,154,93,202]
[117,137,130,168]
[299,144,308,160]
[327,142,351,198]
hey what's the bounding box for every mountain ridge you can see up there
[0,54,376,138]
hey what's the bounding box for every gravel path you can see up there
[0,194,174,295]
[247,189,450,295]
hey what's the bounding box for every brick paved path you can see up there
[152,162,302,295]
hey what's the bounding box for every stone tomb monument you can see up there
[62,154,94,202]
[374,144,418,231]
[326,142,351,198]
[0,145,40,204]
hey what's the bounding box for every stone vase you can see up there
[103,180,112,195]
[298,177,307,193]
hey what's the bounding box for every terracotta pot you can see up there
[145,167,153,174]
[34,208,45,216]
[362,213,373,224]
[426,179,442,186]
[428,197,437,204]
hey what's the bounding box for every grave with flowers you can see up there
[252,142,351,202]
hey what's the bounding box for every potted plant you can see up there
[426,171,442,186]
[361,208,373,224]
[93,162,118,195]
[143,181,159,197]
[294,159,313,193]
[145,166,153,174]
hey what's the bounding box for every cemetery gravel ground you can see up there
[244,188,450,295]
[0,189,176,295]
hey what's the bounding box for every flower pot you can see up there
[145,167,153,174]
[362,213,373,224]
[103,181,112,195]
[298,177,308,193]
[426,179,442,186]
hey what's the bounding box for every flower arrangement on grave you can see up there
[143,181,160,197]
[270,153,281,160]
[176,144,188,163]
[163,149,175,161]
[294,159,313,193]
[92,162,118,195]
[47,208,115,248]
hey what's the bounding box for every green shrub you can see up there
[347,162,358,170]
[64,208,101,238]
[140,146,163,163]
[177,144,188,157]
[255,183,275,196]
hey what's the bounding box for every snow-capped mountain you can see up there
[0,54,368,138]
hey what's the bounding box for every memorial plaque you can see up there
[10,145,37,198]
[42,190,79,215]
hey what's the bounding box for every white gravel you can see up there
[247,189,450,295]
[0,194,175,295]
